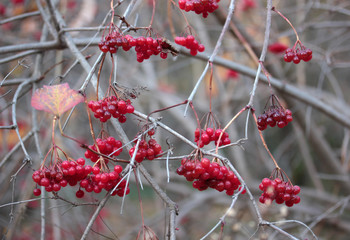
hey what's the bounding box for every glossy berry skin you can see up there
[76,189,85,198]
[31,159,94,197]
[257,107,292,131]
[283,46,312,64]
[258,177,301,207]
[88,96,134,123]
[194,127,231,148]
[174,35,205,56]
[177,158,243,196]
[178,0,220,18]
[129,138,163,163]
[98,31,171,62]
[84,136,123,164]
[32,159,130,199]
[33,188,41,196]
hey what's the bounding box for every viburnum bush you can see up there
[1,0,350,239]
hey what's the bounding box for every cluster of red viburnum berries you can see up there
[259,177,301,207]
[284,46,312,64]
[98,31,176,62]
[84,137,123,165]
[257,95,293,131]
[257,107,293,131]
[194,127,231,147]
[177,157,244,196]
[129,129,163,163]
[174,35,205,56]
[32,157,129,198]
[178,0,220,18]
[88,96,134,123]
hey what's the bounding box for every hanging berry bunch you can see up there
[32,157,91,197]
[81,135,130,198]
[194,128,230,148]
[178,0,220,18]
[88,96,135,123]
[174,35,205,56]
[271,7,313,64]
[84,136,123,165]
[176,156,243,196]
[256,94,293,131]
[78,164,130,198]
[283,41,312,64]
[129,128,163,163]
[194,112,231,148]
[98,31,133,54]
[133,36,178,62]
[98,25,178,62]
[258,169,301,207]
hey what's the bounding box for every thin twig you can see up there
[184,0,237,115]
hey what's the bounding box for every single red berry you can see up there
[33,188,41,196]
[198,44,205,52]
[76,158,85,166]
[76,190,85,198]
[40,178,50,187]
[293,55,301,64]
[160,52,168,59]
[61,161,70,169]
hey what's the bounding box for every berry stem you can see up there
[272,6,300,42]
[189,102,201,132]
[259,62,273,94]
[40,147,54,170]
[147,100,188,122]
[148,0,156,28]
[167,0,176,39]
[57,117,84,144]
[51,116,57,147]
[96,53,106,101]
[170,0,191,28]
[209,62,214,113]
[185,0,236,116]
[215,106,248,154]
[247,0,273,108]
[252,110,280,169]
[110,0,115,24]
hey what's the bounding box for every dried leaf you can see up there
[31,83,84,115]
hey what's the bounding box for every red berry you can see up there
[61,161,70,169]
[76,190,85,198]
[76,158,85,166]
[33,188,41,196]
[40,178,50,187]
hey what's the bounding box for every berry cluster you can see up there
[98,31,175,62]
[88,96,134,123]
[259,178,301,207]
[176,158,243,196]
[257,108,292,131]
[79,165,129,197]
[98,32,133,54]
[174,35,205,56]
[178,0,220,18]
[129,136,163,163]
[283,46,312,64]
[194,128,231,148]
[32,157,130,198]
[134,37,172,62]
[84,137,123,165]
[32,158,91,197]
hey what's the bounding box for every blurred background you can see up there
[1,0,350,239]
